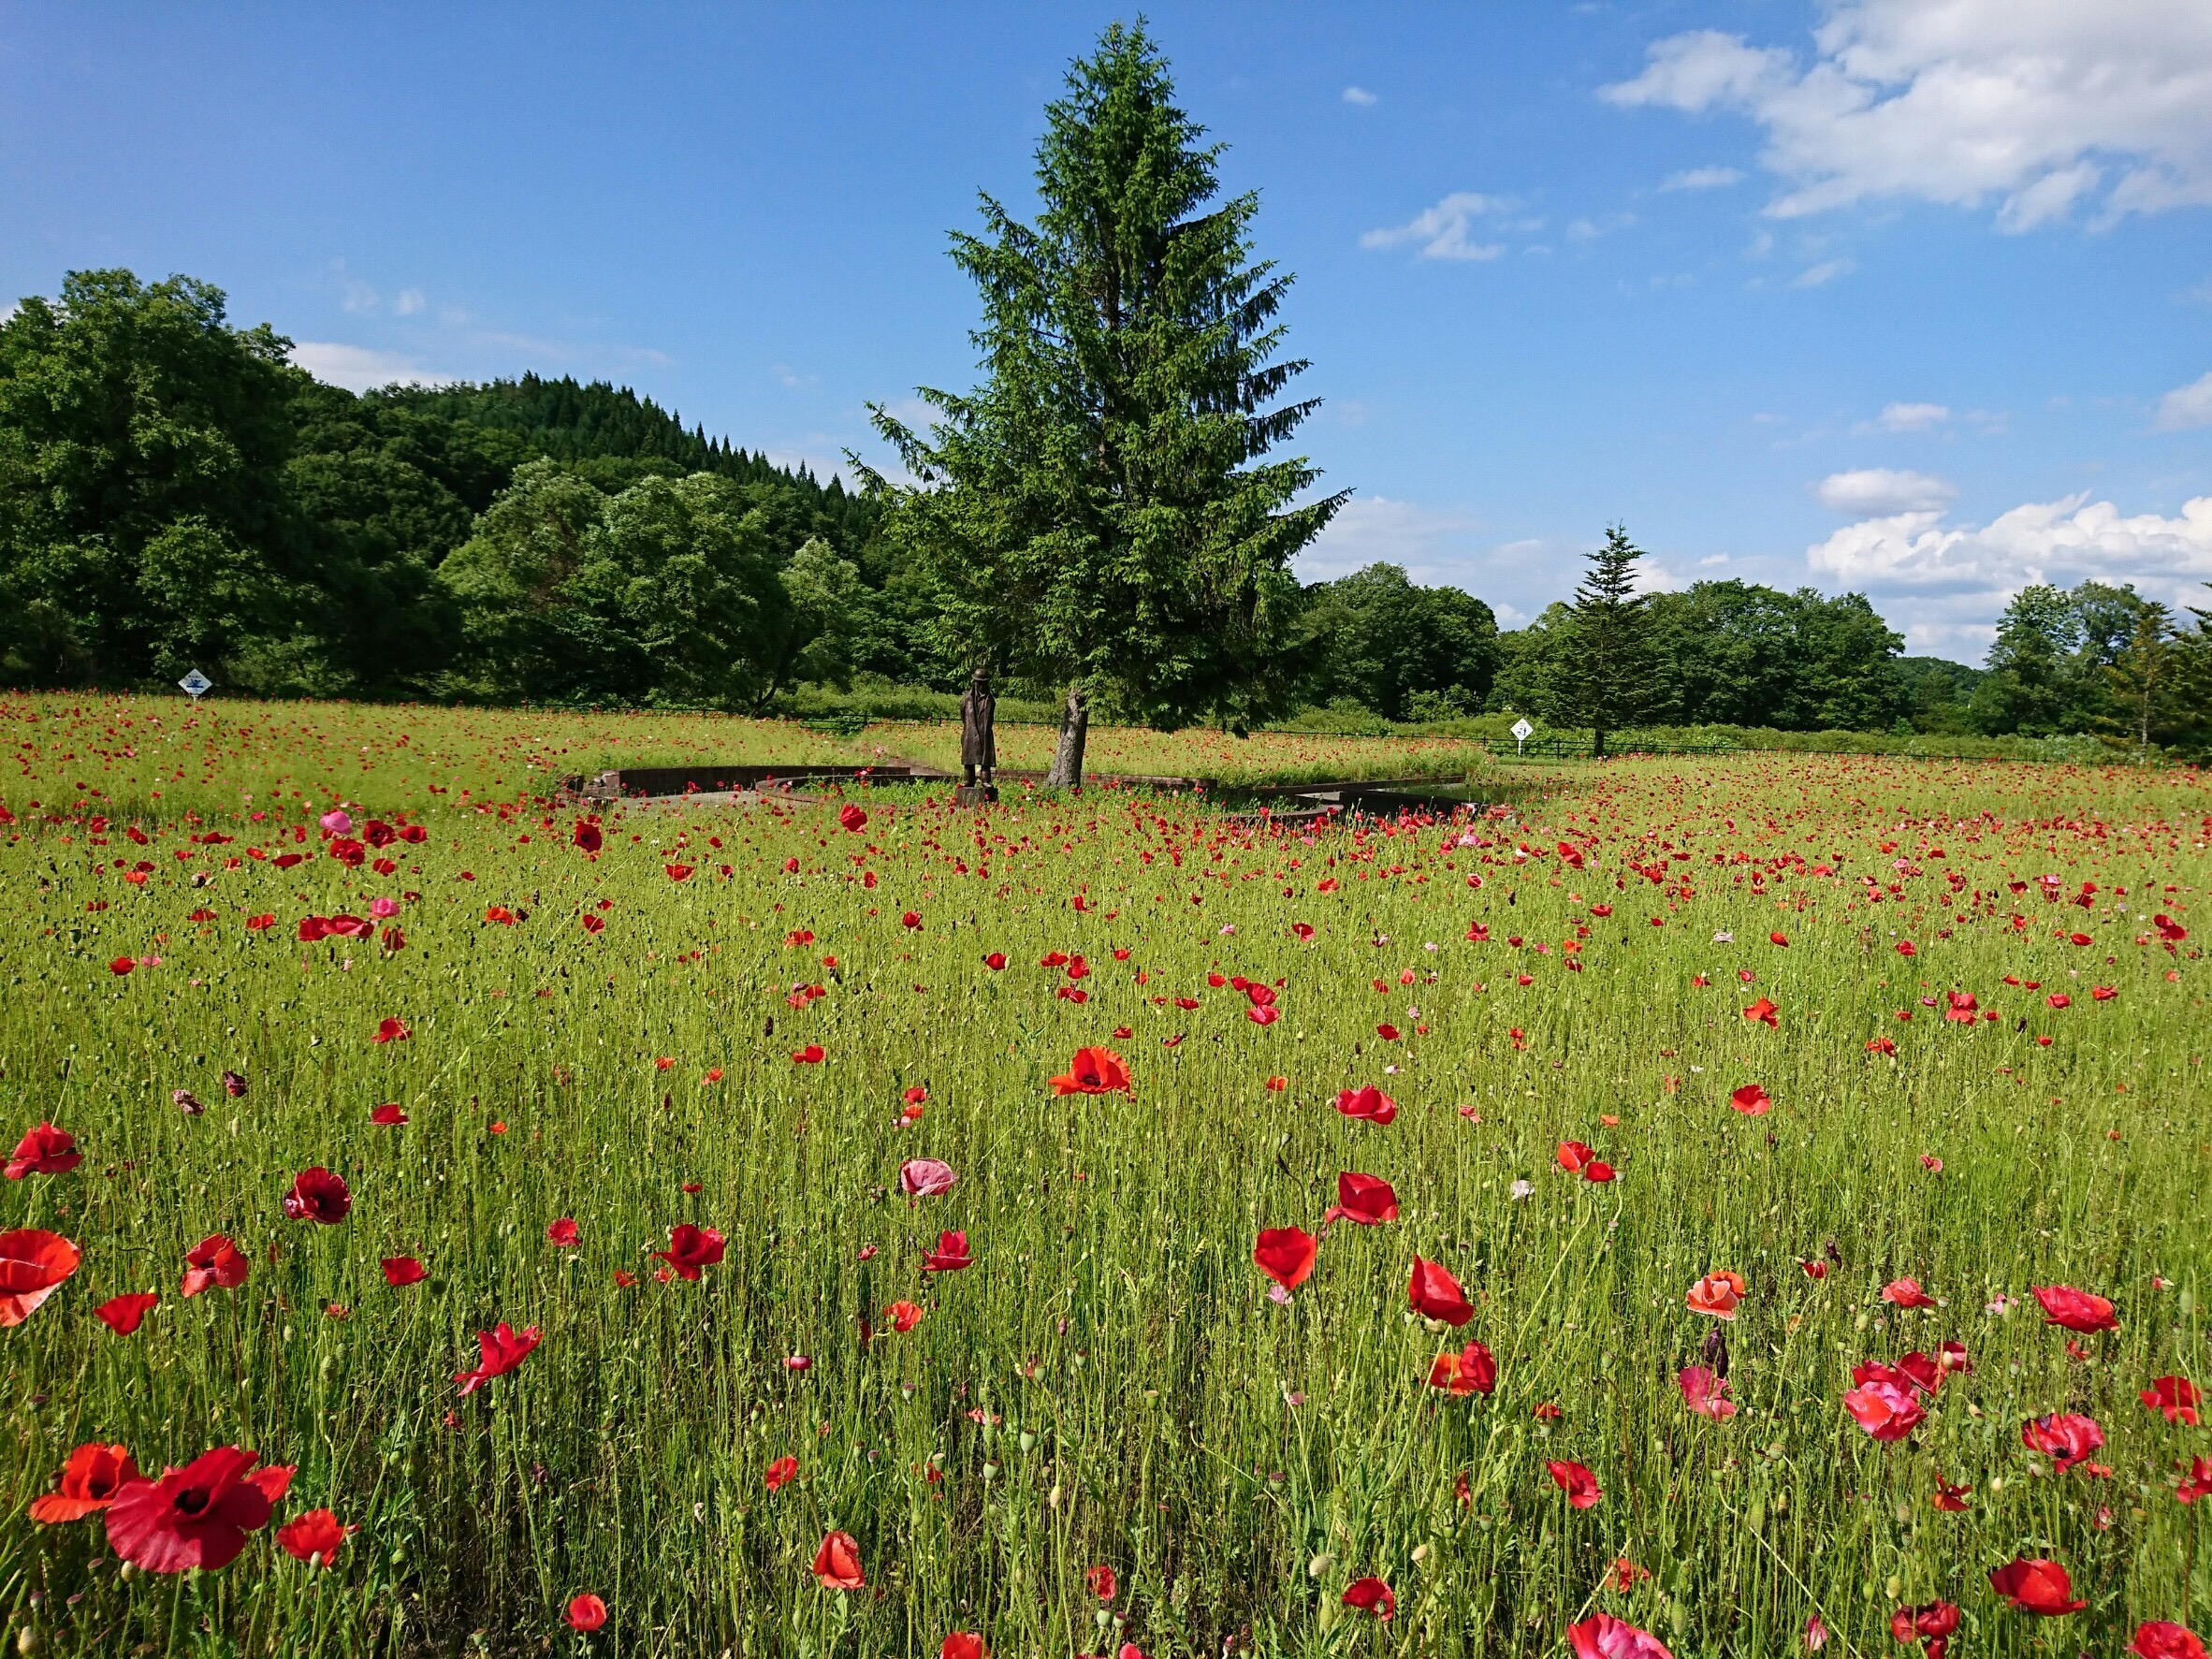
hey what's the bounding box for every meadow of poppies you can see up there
[1,692,2207,1658]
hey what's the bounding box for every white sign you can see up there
[178,669,211,699]
[1510,718,1533,753]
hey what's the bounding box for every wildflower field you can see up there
[1,693,2207,1659]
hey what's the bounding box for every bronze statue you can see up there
[959,668,997,788]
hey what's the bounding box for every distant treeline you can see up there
[1,269,2202,747]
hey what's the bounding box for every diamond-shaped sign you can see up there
[1510,718,1534,742]
[178,669,212,698]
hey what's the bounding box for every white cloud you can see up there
[289,342,448,391]
[1360,193,1511,260]
[1342,85,1377,107]
[1601,2,2212,230]
[1866,400,1951,432]
[2157,368,2212,429]
[1301,495,1482,582]
[1660,166,1743,191]
[1809,491,2212,598]
[1815,467,1958,514]
[392,288,426,316]
[1793,257,1854,287]
[340,280,379,314]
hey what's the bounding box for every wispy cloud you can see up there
[1342,85,1377,107]
[1793,257,1853,287]
[1361,192,1513,261]
[1815,468,1957,515]
[2156,369,2212,429]
[289,342,451,391]
[1855,400,1951,434]
[1659,166,1741,192]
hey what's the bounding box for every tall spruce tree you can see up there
[862,22,1343,785]
[1564,524,1653,756]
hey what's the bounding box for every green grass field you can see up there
[1,693,2206,1658]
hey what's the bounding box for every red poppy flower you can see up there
[1727,1084,1771,1116]
[1265,1074,1288,1091]
[1375,1023,1401,1041]
[900,1157,958,1198]
[1681,1269,1745,1319]
[1051,1046,1131,1095]
[921,1230,973,1273]
[573,821,603,852]
[812,1529,866,1590]
[455,1321,542,1394]
[838,803,868,833]
[2143,1375,2202,1426]
[109,956,136,975]
[1678,1364,1736,1420]
[1842,1376,1926,1440]
[764,1456,799,1491]
[1546,1459,1602,1508]
[545,1217,581,1246]
[1987,1557,2085,1616]
[1882,1276,1938,1309]
[0,1228,77,1328]
[2132,1624,2208,1659]
[940,1634,987,1659]
[1895,940,1917,956]
[1556,1141,1597,1173]
[1086,1564,1117,1601]
[1247,1004,1280,1026]
[1888,1601,1960,1648]
[6,1122,81,1179]
[104,1446,276,1573]
[2184,1455,2212,1503]
[566,1594,608,1632]
[664,863,694,881]
[1565,1612,1673,1659]
[2033,1284,2117,1332]
[1335,1084,1397,1124]
[2022,1411,2106,1474]
[1930,1474,1972,1511]
[901,910,922,929]
[1429,1339,1497,1396]
[657,1223,726,1280]
[29,1443,141,1522]
[882,1300,924,1332]
[276,1507,354,1567]
[95,1291,158,1333]
[180,1233,248,1298]
[370,1102,407,1126]
[1342,1577,1395,1621]
[1325,1172,1398,1226]
[373,1017,410,1043]
[1409,1256,1473,1326]
[381,1257,427,1287]
[2091,984,2117,1000]
[1253,1227,1318,1291]
[282,1166,352,1224]
[793,1044,825,1064]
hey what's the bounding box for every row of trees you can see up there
[1544,535,2212,754]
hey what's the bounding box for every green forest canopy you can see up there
[1,268,2200,740]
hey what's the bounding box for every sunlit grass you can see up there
[1,705,2205,1657]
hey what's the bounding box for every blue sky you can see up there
[5,2,2210,659]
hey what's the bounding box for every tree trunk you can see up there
[1044,684,1088,789]
[1592,723,1607,759]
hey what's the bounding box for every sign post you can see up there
[179,669,211,702]
[1510,717,1534,756]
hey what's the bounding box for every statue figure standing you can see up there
[959,667,997,789]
